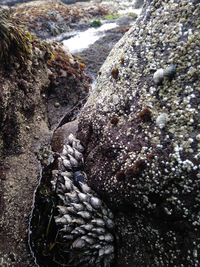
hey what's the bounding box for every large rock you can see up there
[77,0,200,266]
[0,13,90,266]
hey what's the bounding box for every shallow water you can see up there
[62,22,118,53]
[118,7,142,16]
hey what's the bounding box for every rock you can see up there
[0,14,90,266]
[51,120,78,152]
[61,0,76,3]
[77,0,200,266]
[12,0,110,39]
[0,0,31,6]
[133,0,144,9]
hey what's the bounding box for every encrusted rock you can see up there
[29,134,115,267]
[77,0,200,266]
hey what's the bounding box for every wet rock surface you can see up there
[0,12,90,266]
[12,0,110,39]
[76,21,132,78]
[1,0,199,266]
[77,0,200,266]
[10,0,141,80]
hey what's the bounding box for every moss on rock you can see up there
[0,8,32,67]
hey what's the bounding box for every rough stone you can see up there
[0,15,90,266]
[77,0,200,266]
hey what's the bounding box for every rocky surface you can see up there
[0,11,90,266]
[10,0,141,79]
[75,20,132,78]
[12,0,110,39]
[0,0,30,5]
[77,0,200,266]
[133,0,144,8]
[1,0,199,266]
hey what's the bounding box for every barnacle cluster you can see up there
[0,8,31,66]
[50,134,115,267]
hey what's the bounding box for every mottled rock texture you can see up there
[0,13,90,266]
[12,0,110,39]
[77,0,200,266]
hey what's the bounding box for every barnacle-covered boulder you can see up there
[77,0,200,266]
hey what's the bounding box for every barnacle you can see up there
[29,134,115,267]
[153,68,164,85]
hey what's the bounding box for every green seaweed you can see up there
[90,19,102,28]
[0,9,32,67]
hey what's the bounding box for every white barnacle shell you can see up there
[104,233,114,242]
[104,245,114,255]
[153,68,164,85]
[99,235,105,241]
[68,154,79,168]
[91,244,101,250]
[66,206,76,214]
[92,227,105,235]
[55,216,68,225]
[52,134,115,267]
[88,232,98,238]
[77,211,91,220]
[83,223,94,231]
[71,203,84,211]
[83,201,94,212]
[73,140,84,153]
[74,149,83,161]
[79,182,91,194]
[72,218,85,225]
[65,192,78,202]
[81,236,95,245]
[90,196,102,209]
[62,145,68,156]
[68,133,77,144]
[61,171,73,179]
[78,192,89,202]
[99,245,114,257]
[71,230,79,235]
[51,180,56,190]
[91,218,105,227]
[63,214,73,223]
[72,227,85,235]
[62,158,72,170]
[57,194,67,204]
[71,238,86,249]
[64,178,73,191]
[65,144,74,156]
[57,205,69,215]
[99,247,105,257]
[156,113,168,129]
